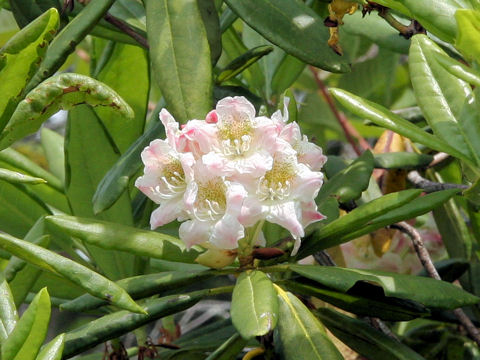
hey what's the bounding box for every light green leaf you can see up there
[409,34,480,167]
[274,285,342,360]
[1,288,51,360]
[45,215,201,263]
[0,232,145,314]
[231,270,278,339]
[0,8,59,131]
[0,73,134,150]
[225,0,350,73]
[0,168,45,185]
[290,265,480,309]
[455,9,480,61]
[145,0,213,122]
[434,50,480,87]
[40,128,64,184]
[0,276,18,342]
[35,333,64,360]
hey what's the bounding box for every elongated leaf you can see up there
[334,189,459,244]
[198,0,222,64]
[0,168,45,184]
[61,270,214,312]
[35,333,64,360]
[409,34,480,166]
[316,308,425,360]
[0,73,134,150]
[231,271,278,339]
[92,118,164,213]
[0,8,59,131]
[145,0,212,122]
[271,53,305,95]
[373,152,433,169]
[0,232,144,314]
[226,0,349,73]
[0,276,18,341]
[456,9,480,61]
[40,128,64,184]
[66,105,135,280]
[298,189,422,257]
[435,51,480,88]
[63,291,207,358]
[330,88,473,165]
[217,45,273,84]
[26,0,117,90]
[45,215,201,263]
[274,285,342,360]
[317,150,374,205]
[285,280,429,321]
[290,265,480,309]
[205,333,247,360]
[1,288,50,360]
[95,43,149,152]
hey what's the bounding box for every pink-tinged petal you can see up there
[239,197,265,227]
[135,174,162,203]
[227,151,273,180]
[216,96,256,120]
[267,201,304,239]
[297,139,327,171]
[291,236,301,256]
[225,182,247,214]
[271,97,289,126]
[205,110,218,123]
[159,109,180,149]
[254,118,278,153]
[150,200,184,229]
[292,164,324,202]
[301,201,326,228]
[179,152,195,183]
[183,182,198,211]
[140,139,172,170]
[179,220,211,248]
[202,152,232,177]
[279,122,301,144]
[211,214,245,249]
[180,120,218,157]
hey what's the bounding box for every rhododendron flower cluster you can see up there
[135,96,326,262]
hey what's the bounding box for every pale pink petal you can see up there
[202,152,232,177]
[205,110,218,123]
[211,214,245,249]
[150,200,184,229]
[179,220,211,248]
[179,152,195,183]
[297,139,327,171]
[267,201,304,239]
[179,120,217,157]
[301,201,326,228]
[159,109,180,150]
[239,197,265,227]
[225,182,247,214]
[216,96,255,120]
[135,173,163,203]
[140,139,172,171]
[292,164,324,202]
[279,122,301,144]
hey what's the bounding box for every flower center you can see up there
[218,113,253,156]
[193,179,227,221]
[152,157,186,199]
[258,157,296,201]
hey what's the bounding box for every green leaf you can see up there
[290,265,480,309]
[198,0,222,64]
[455,9,480,61]
[434,50,480,87]
[204,333,248,360]
[274,285,342,360]
[329,88,473,165]
[409,34,480,167]
[231,270,278,339]
[315,308,425,360]
[145,0,213,122]
[26,0,117,91]
[334,189,459,244]
[0,232,145,314]
[45,215,201,263]
[271,53,305,95]
[40,128,65,184]
[317,150,374,205]
[373,152,433,169]
[63,291,207,358]
[0,276,18,342]
[92,118,164,214]
[35,333,65,360]
[285,280,429,321]
[0,168,46,184]
[60,270,214,312]
[0,73,134,150]
[0,8,59,132]
[1,288,51,360]
[298,189,422,257]
[217,45,273,84]
[95,43,149,152]
[225,0,350,73]
[65,105,135,280]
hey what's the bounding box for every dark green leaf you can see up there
[145,0,213,122]
[316,308,425,360]
[198,0,222,64]
[231,270,278,339]
[271,54,305,95]
[290,265,480,309]
[204,333,247,360]
[274,286,342,360]
[373,152,433,169]
[225,0,350,73]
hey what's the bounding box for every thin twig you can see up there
[370,317,400,341]
[309,66,371,156]
[393,221,480,347]
[407,171,468,193]
[429,152,450,167]
[104,13,149,49]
